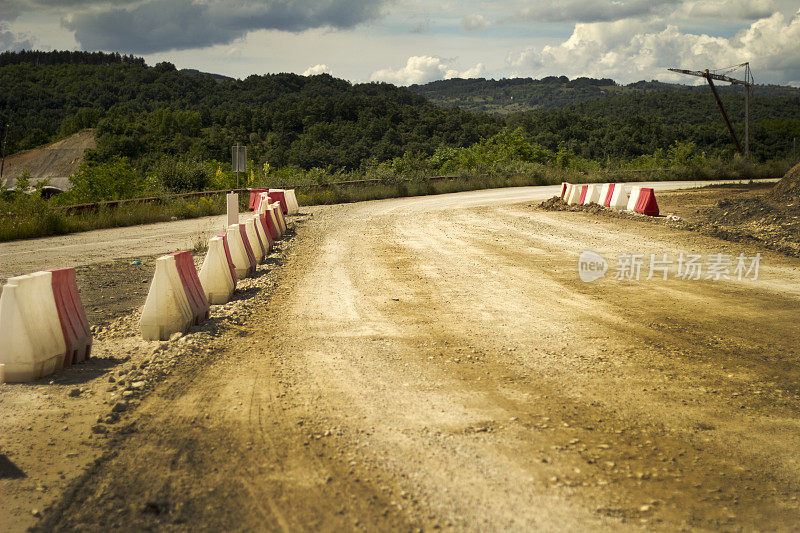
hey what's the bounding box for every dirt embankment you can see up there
[540,178,800,257]
[1,130,95,190]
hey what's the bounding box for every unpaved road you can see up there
[3,181,800,531]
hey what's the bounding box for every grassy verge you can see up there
[0,167,783,242]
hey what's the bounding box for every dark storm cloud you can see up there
[518,0,680,23]
[0,25,34,51]
[60,0,389,54]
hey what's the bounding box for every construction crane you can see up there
[668,62,754,160]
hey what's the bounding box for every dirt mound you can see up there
[1,129,96,190]
[770,161,800,201]
[538,196,605,214]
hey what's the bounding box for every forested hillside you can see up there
[409,77,800,115]
[0,51,500,169]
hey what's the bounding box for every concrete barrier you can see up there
[272,203,287,234]
[599,184,612,206]
[634,188,660,216]
[244,217,266,264]
[171,251,209,325]
[626,186,642,211]
[566,184,582,205]
[578,185,588,204]
[284,189,300,215]
[199,236,236,304]
[0,272,68,382]
[253,192,270,214]
[255,213,273,254]
[226,224,256,280]
[608,184,628,210]
[263,205,281,240]
[249,188,269,210]
[140,255,194,341]
[268,189,289,214]
[50,268,92,366]
[583,184,600,205]
[560,182,570,199]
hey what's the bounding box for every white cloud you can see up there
[509,11,800,84]
[302,63,331,75]
[462,13,490,31]
[675,0,776,21]
[370,55,485,85]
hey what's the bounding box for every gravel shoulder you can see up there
[2,181,799,531]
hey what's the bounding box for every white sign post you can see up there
[227,144,247,227]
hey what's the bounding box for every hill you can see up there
[409,77,800,115]
[1,130,96,191]
[0,51,500,172]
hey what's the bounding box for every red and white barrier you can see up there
[255,213,273,255]
[634,188,660,216]
[227,224,256,280]
[272,203,287,234]
[560,182,570,199]
[263,205,281,240]
[608,184,628,210]
[0,268,92,382]
[284,189,300,215]
[268,189,288,214]
[50,268,92,366]
[599,184,613,206]
[566,185,582,205]
[244,217,265,264]
[626,186,642,211]
[140,254,194,341]
[199,235,236,305]
[582,184,600,205]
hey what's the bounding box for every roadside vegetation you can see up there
[0,51,795,241]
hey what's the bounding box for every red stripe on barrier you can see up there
[171,251,210,324]
[268,191,288,214]
[635,188,660,216]
[238,224,257,268]
[579,185,588,204]
[264,209,280,240]
[49,268,92,366]
[253,220,267,257]
[216,233,238,289]
[249,189,269,211]
[560,183,568,199]
[258,213,274,252]
[603,183,615,207]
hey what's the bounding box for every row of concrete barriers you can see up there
[0,189,298,382]
[560,182,659,216]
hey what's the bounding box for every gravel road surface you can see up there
[2,180,798,531]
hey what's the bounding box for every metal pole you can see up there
[744,66,750,161]
[0,123,9,181]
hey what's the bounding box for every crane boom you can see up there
[667,63,753,159]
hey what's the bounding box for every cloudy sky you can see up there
[2,0,799,86]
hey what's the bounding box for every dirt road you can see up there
[4,182,800,531]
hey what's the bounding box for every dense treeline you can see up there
[508,92,800,162]
[0,50,145,67]
[410,76,800,115]
[0,54,500,170]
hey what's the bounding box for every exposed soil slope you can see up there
[1,130,95,190]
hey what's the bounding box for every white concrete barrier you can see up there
[244,217,265,264]
[285,189,300,215]
[598,184,611,205]
[583,184,601,205]
[626,186,642,211]
[226,224,256,280]
[566,185,582,205]
[263,204,281,240]
[0,272,66,382]
[199,236,236,304]
[254,213,272,256]
[271,203,287,234]
[608,184,628,210]
[140,255,194,341]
